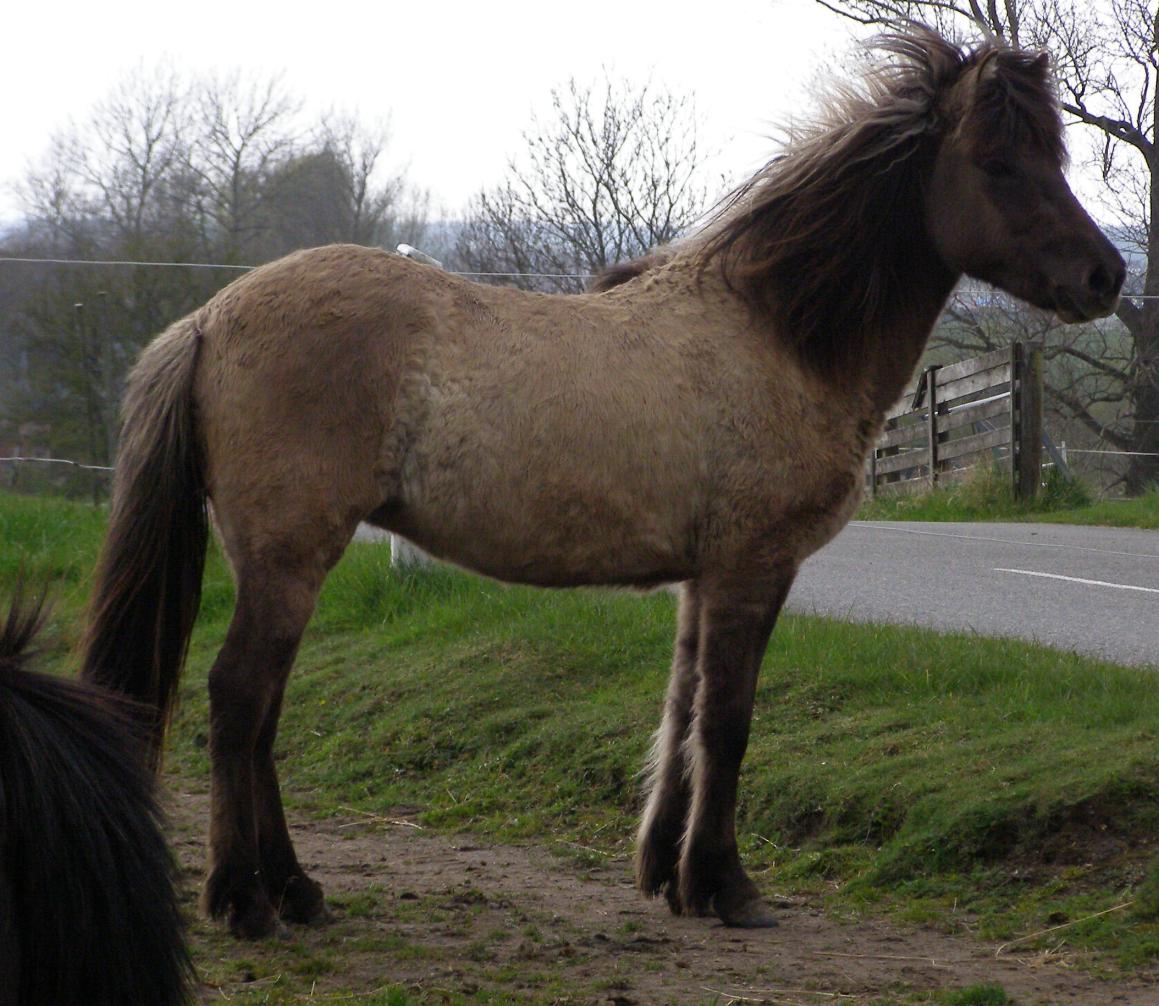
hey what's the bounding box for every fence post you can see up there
[1011,341,1044,500]
[925,366,939,489]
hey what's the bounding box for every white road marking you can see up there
[853,522,1159,561]
[994,568,1159,594]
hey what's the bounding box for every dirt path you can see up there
[168,789,1158,1005]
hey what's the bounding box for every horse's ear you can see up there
[983,48,1050,84]
[1030,50,1052,79]
[977,50,1001,84]
[966,50,1005,108]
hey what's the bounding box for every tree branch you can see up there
[1061,100,1156,161]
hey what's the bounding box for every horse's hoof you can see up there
[717,895,778,929]
[675,884,715,919]
[284,899,333,927]
[277,875,331,926]
[635,834,680,899]
[229,902,283,940]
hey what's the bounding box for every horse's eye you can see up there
[982,160,1017,180]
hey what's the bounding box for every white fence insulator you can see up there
[396,244,444,269]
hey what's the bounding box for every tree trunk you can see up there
[1125,159,1159,495]
[1126,316,1159,493]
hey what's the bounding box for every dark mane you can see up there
[589,252,673,291]
[693,27,1063,373]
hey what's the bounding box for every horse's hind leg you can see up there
[201,553,331,939]
[253,679,328,925]
[676,566,795,927]
[636,582,700,908]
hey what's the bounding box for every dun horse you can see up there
[0,583,191,1005]
[81,28,1124,939]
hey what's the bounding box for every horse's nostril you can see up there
[1089,262,1126,299]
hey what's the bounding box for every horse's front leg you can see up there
[677,566,795,927]
[636,582,700,909]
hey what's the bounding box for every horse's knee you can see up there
[222,573,316,662]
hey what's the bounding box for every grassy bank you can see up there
[5,491,1159,990]
[858,465,1159,528]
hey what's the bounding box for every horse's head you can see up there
[927,47,1125,322]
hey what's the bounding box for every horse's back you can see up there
[187,243,862,583]
[187,245,712,580]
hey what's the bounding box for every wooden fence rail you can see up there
[867,341,1043,499]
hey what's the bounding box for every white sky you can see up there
[2,0,859,222]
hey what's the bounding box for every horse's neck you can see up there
[862,272,959,417]
[602,251,754,332]
[601,247,958,428]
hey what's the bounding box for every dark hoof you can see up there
[228,900,284,940]
[277,875,331,926]
[290,900,333,927]
[717,894,778,928]
[203,867,281,939]
[637,849,684,917]
[676,881,716,919]
[635,836,679,899]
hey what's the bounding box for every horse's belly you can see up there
[385,471,697,588]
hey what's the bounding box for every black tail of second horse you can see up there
[0,584,192,1006]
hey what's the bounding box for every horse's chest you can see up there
[783,469,863,560]
[733,441,865,567]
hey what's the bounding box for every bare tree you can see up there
[454,74,712,292]
[260,116,429,256]
[9,67,207,477]
[318,115,412,246]
[66,67,188,250]
[2,67,424,492]
[185,71,301,263]
[814,0,1159,492]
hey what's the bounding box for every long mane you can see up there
[594,28,1065,374]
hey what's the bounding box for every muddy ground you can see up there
[169,789,1159,1005]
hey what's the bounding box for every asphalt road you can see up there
[790,521,1159,667]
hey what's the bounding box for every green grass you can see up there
[0,491,107,591]
[7,490,1159,982]
[859,465,1159,527]
[936,988,1009,1006]
[1025,486,1159,528]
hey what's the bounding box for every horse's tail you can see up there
[80,316,208,767]
[0,583,192,1005]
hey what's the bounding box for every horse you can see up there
[78,27,1124,939]
[0,582,191,1005]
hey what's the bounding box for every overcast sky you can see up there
[3,0,859,222]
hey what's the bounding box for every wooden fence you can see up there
[867,342,1044,499]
